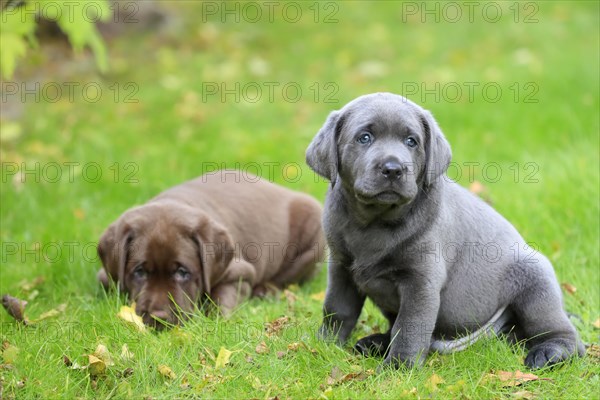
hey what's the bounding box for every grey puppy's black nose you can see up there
[381,161,403,179]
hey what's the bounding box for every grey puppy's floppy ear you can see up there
[420,109,452,186]
[306,110,342,184]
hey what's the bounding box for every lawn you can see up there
[1,1,599,398]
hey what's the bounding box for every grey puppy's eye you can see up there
[405,137,418,148]
[174,265,191,281]
[133,265,147,280]
[357,132,373,145]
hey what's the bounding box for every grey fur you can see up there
[306,93,584,369]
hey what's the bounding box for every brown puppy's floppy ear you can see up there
[306,110,343,184]
[420,109,452,187]
[192,215,235,294]
[97,222,133,292]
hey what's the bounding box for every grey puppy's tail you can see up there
[429,306,513,354]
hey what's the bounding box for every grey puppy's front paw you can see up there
[354,333,391,357]
[524,342,574,369]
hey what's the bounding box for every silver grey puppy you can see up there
[306,92,584,369]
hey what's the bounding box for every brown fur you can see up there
[97,170,325,327]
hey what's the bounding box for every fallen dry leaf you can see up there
[401,387,418,396]
[73,208,85,220]
[117,304,146,332]
[265,316,290,337]
[63,355,72,367]
[35,303,66,322]
[426,373,445,391]
[282,289,297,306]
[326,366,343,385]
[88,355,106,376]
[1,294,29,324]
[255,342,269,354]
[1,344,19,364]
[158,364,176,379]
[287,342,304,351]
[121,344,134,361]
[486,370,546,387]
[122,367,134,378]
[276,351,286,359]
[469,180,486,194]
[512,390,536,399]
[561,283,577,295]
[310,291,325,302]
[593,318,600,329]
[92,344,114,367]
[18,276,45,292]
[215,347,232,369]
[586,344,600,360]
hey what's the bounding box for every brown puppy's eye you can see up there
[174,264,191,282]
[133,265,147,280]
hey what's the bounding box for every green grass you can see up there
[1,1,599,398]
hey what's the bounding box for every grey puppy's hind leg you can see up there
[508,259,585,368]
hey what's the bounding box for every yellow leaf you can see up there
[426,373,445,391]
[310,291,326,301]
[35,303,67,322]
[593,318,600,329]
[121,344,134,361]
[117,304,146,332]
[2,344,19,364]
[88,354,106,376]
[215,347,233,369]
[92,344,114,367]
[158,364,176,379]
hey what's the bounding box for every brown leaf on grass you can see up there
[426,373,445,391]
[215,347,232,369]
[561,283,577,295]
[287,342,304,352]
[63,355,72,367]
[122,367,134,378]
[265,316,290,337]
[283,289,297,307]
[512,390,536,399]
[586,344,600,360]
[158,364,176,379]
[326,366,343,386]
[485,370,548,387]
[1,294,29,324]
[276,351,286,359]
[593,318,600,329]
[255,342,269,354]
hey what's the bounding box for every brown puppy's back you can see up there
[152,170,324,285]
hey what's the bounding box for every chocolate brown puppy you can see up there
[97,170,325,327]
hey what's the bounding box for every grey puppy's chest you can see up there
[335,223,417,313]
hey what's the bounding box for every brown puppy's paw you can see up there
[251,282,280,298]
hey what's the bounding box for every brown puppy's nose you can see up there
[381,161,403,179]
[141,309,171,328]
